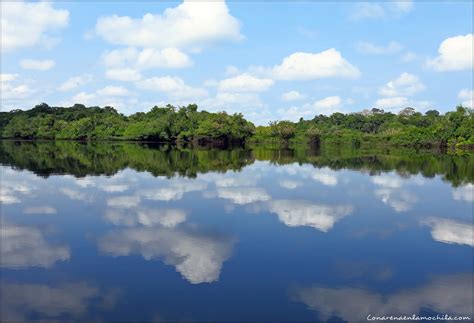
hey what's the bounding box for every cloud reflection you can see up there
[293,274,473,322]
[1,223,70,269]
[99,227,234,284]
[422,217,473,247]
[1,281,118,321]
[268,200,353,232]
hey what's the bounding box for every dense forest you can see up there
[0,103,473,149]
[1,140,472,186]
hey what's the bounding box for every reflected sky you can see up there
[1,143,473,321]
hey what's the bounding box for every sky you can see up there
[1,0,473,125]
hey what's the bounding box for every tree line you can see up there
[1,140,472,186]
[0,103,472,149]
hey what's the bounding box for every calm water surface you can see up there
[1,141,473,322]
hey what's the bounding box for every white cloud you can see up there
[351,1,413,21]
[106,68,142,82]
[374,97,430,111]
[19,59,55,71]
[1,73,18,83]
[99,226,234,284]
[426,34,473,71]
[0,74,35,104]
[267,200,353,232]
[103,47,192,70]
[293,274,472,322]
[379,73,425,97]
[423,217,473,247]
[95,1,242,50]
[218,73,274,92]
[1,223,69,268]
[281,91,305,101]
[401,52,418,62]
[58,74,93,91]
[23,206,57,215]
[137,76,207,100]
[272,49,360,81]
[1,1,69,52]
[225,65,240,76]
[351,3,385,20]
[356,41,402,55]
[458,89,473,108]
[97,86,132,97]
[279,96,343,121]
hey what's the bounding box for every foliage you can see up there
[0,103,472,149]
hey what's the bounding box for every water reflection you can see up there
[99,226,234,284]
[1,281,119,321]
[422,217,474,247]
[1,223,70,269]
[293,274,473,321]
[267,200,353,232]
[1,140,473,320]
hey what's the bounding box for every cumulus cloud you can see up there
[379,73,425,97]
[58,74,93,91]
[1,1,69,52]
[374,97,430,111]
[1,223,70,268]
[281,91,305,101]
[278,96,343,121]
[458,89,473,108]
[103,47,192,71]
[137,76,207,100]
[351,1,414,21]
[96,85,132,97]
[0,74,35,107]
[356,41,402,55]
[422,217,473,247]
[272,49,360,81]
[293,274,473,322]
[267,200,353,232]
[218,73,274,92]
[95,1,242,50]
[106,68,142,82]
[19,59,55,71]
[99,226,234,284]
[426,34,473,71]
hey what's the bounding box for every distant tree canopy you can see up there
[0,103,473,149]
[0,103,255,144]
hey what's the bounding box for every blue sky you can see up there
[1,1,473,124]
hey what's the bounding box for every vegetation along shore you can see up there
[1,103,472,149]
